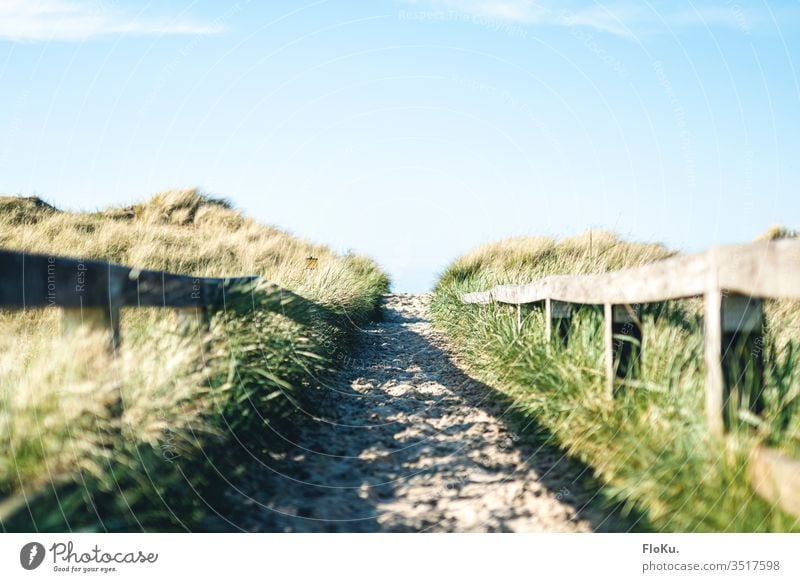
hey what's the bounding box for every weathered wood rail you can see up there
[0,248,260,347]
[461,239,800,518]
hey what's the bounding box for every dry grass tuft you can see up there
[130,188,235,227]
[756,225,799,241]
[0,196,59,225]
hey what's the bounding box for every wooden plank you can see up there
[131,268,206,307]
[461,290,493,304]
[0,249,126,309]
[461,240,800,306]
[478,253,707,305]
[749,446,800,519]
[493,284,527,304]
[0,249,258,310]
[716,240,800,300]
[200,276,259,309]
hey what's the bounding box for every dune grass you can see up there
[431,231,800,532]
[0,189,389,531]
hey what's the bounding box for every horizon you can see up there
[1,1,799,291]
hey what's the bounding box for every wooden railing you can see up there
[0,248,261,348]
[461,239,800,517]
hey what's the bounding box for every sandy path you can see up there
[232,294,628,532]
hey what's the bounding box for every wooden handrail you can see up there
[0,248,261,348]
[0,248,258,309]
[462,240,800,306]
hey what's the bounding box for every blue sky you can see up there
[1,1,798,291]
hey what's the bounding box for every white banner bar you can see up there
[1,534,798,581]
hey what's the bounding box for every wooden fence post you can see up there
[545,297,552,341]
[704,287,725,437]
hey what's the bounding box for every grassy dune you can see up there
[0,189,389,531]
[432,231,800,532]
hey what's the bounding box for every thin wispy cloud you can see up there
[401,0,777,39]
[0,0,224,42]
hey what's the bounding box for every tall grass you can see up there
[0,189,389,531]
[432,231,800,531]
